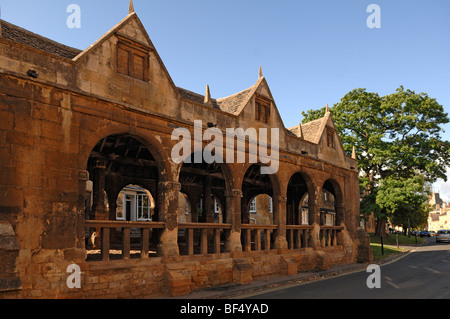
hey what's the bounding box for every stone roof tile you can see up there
[0,20,82,59]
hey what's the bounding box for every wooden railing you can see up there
[177,223,231,255]
[85,220,164,261]
[286,225,314,249]
[241,224,278,252]
[85,221,344,261]
[319,226,343,248]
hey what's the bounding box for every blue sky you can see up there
[1,0,450,200]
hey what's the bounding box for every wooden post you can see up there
[101,228,110,261]
[141,228,149,258]
[255,229,261,251]
[265,229,271,251]
[122,228,130,259]
[188,228,194,256]
[201,228,208,255]
[295,229,301,249]
[214,228,221,254]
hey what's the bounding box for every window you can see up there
[327,130,335,148]
[269,197,273,213]
[301,208,309,225]
[249,198,257,213]
[185,200,189,215]
[214,198,220,214]
[255,96,271,124]
[117,36,149,81]
[137,194,151,221]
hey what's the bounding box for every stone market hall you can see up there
[0,2,372,298]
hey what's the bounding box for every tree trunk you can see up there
[375,218,389,237]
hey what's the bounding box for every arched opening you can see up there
[321,180,342,226]
[241,164,276,223]
[115,185,155,223]
[286,172,310,225]
[86,134,161,221]
[178,152,230,223]
[248,194,273,225]
[177,152,231,254]
[299,193,310,225]
[241,164,278,250]
[85,134,163,259]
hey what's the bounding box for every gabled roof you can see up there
[72,12,153,62]
[178,77,263,116]
[0,19,82,59]
[287,112,333,144]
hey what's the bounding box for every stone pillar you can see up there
[0,222,21,293]
[91,159,108,220]
[203,176,214,223]
[225,189,243,252]
[158,181,181,257]
[273,194,288,250]
[308,190,321,248]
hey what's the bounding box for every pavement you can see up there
[177,243,417,299]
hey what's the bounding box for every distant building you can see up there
[428,193,450,231]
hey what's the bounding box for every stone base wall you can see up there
[0,244,362,299]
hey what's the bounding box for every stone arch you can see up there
[177,151,233,223]
[111,183,156,221]
[285,170,316,225]
[80,125,173,182]
[84,132,168,221]
[319,178,345,226]
[240,163,281,224]
[247,194,273,225]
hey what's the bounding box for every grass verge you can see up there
[369,234,424,261]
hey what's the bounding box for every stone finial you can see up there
[204,84,211,104]
[326,104,330,113]
[259,66,263,78]
[352,146,357,159]
[297,123,303,139]
[129,0,135,14]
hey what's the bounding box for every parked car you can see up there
[411,230,421,236]
[420,230,431,237]
[430,231,436,236]
[436,230,450,243]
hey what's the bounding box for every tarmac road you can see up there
[243,237,450,299]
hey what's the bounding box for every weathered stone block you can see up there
[0,222,22,292]
[280,256,298,275]
[315,251,330,270]
[233,259,253,285]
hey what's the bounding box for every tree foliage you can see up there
[302,86,450,234]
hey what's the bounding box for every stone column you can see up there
[225,189,243,253]
[273,194,288,250]
[91,159,108,220]
[308,190,321,248]
[203,176,214,223]
[157,181,181,257]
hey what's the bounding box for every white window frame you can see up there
[269,197,273,213]
[214,198,220,214]
[249,198,257,213]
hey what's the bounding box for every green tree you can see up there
[376,175,430,233]
[302,86,450,235]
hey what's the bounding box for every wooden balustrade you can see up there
[177,223,232,255]
[85,221,344,261]
[286,225,314,249]
[240,224,278,252]
[85,220,164,261]
[319,226,343,248]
